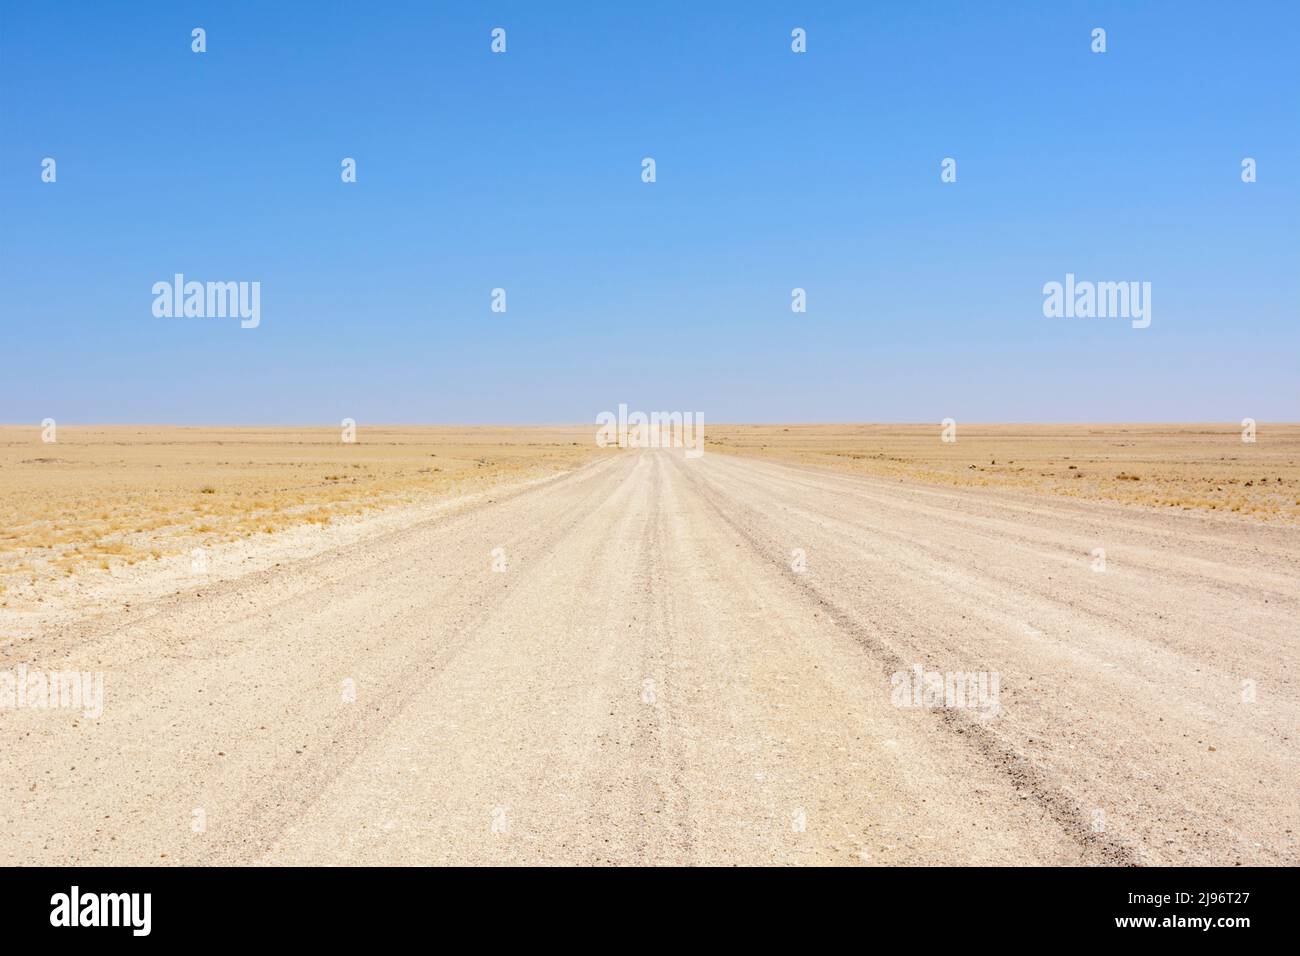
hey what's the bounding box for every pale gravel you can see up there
[2,450,1296,865]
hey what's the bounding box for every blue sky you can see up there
[2,1,1296,424]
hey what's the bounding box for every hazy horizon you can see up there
[5,418,1297,429]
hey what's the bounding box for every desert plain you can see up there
[1,423,1297,864]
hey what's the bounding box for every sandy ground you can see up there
[708,423,1300,522]
[0,425,607,589]
[1,449,1297,865]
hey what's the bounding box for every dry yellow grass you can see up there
[708,423,1300,522]
[6,422,1296,598]
[0,425,610,591]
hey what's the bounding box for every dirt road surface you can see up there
[3,450,1297,865]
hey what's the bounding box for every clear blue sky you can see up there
[2,1,1296,424]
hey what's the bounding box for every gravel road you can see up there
[4,450,1297,865]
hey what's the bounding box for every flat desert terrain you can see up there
[710,423,1300,521]
[1,425,1297,864]
[0,425,609,600]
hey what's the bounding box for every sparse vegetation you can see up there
[711,424,1300,523]
[0,425,611,590]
